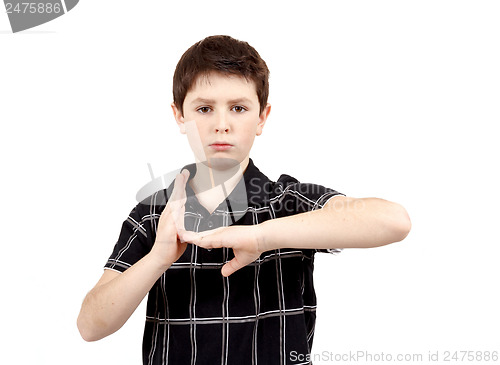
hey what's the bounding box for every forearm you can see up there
[258,197,411,251]
[77,252,170,342]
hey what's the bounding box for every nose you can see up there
[215,111,230,133]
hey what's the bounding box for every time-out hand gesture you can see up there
[150,169,190,269]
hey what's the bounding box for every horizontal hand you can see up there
[181,225,263,277]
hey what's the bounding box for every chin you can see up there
[201,157,241,171]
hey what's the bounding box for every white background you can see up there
[1,1,499,364]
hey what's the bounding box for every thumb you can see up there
[221,257,244,277]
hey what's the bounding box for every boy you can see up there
[77,35,411,364]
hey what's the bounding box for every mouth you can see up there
[209,142,233,151]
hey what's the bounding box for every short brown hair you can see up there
[173,35,270,116]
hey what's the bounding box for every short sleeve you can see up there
[275,174,345,255]
[104,201,156,273]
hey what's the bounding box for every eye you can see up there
[197,106,212,114]
[231,105,247,113]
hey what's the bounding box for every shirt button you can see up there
[207,221,214,229]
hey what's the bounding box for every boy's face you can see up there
[172,72,271,170]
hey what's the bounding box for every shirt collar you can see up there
[171,158,273,220]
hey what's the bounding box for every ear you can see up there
[171,102,186,134]
[256,103,271,136]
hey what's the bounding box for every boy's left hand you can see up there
[180,226,262,277]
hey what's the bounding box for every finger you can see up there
[156,170,190,243]
[163,173,185,219]
[156,200,177,243]
[182,227,228,249]
[168,170,190,233]
[178,230,197,243]
[169,169,189,208]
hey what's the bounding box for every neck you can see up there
[189,156,249,198]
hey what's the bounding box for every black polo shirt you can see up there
[105,159,343,365]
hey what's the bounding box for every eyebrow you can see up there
[190,97,254,105]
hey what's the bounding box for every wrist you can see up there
[255,220,273,253]
[145,249,173,273]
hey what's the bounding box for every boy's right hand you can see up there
[149,169,190,269]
